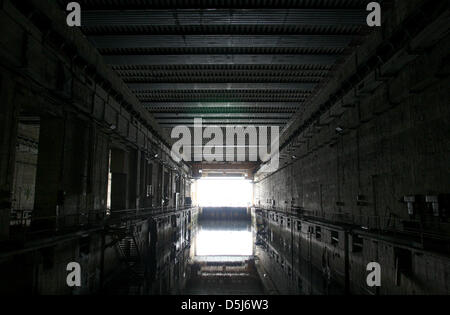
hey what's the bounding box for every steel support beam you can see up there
[90,35,354,49]
[157,118,287,124]
[82,9,367,27]
[104,54,338,65]
[153,113,293,118]
[143,102,302,108]
[161,123,286,128]
[129,83,316,91]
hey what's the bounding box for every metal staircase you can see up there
[107,225,147,294]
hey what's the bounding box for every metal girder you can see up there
[139,97,309,103]
[147,108,298,114]
[143,102,302,108]
[140,97,309,102]
[149,109,298,114]
[129,83,316,91]
[116,70,329,81]
[157,118,287,124]
[112,64,333,71]
[161,123,286,128]
[104,54,338,65]
[90,35,354,49]
[191,162,258,170]
[82,9,367,27]
[117,70,329,77]
[153,113,293,118]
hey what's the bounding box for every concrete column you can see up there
[137,151,146,210]
[35,116,94,228]
[0,77,19,240]
[33,116,65,230]
[61,118,89,226]
[110,148,129,211]
[159,164,165,208]
[168,170,173,207]
[181,177,185,207]
[151,161,159,208]
[88,126,109,215]
[142,159,153,208]
[128,148,138,210]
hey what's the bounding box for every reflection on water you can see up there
[195,225,253,257]
[105,207,343,295]
[254,209,345,295]
[184,209,264,295]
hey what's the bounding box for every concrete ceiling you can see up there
[61,0,376,132]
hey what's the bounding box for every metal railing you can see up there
[7,205,197,241]
[253,206,450,243]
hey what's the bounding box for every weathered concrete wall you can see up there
[0,233,104,295]
[12,123,39,211]
[0,74,19,240]
[0,0,191,226]
[254,0,450,295]
[255,209,450,295]
[147,208,196,295]
[0,0,192,295]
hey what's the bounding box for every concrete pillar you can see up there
[142,159,153,209]
[138,151,146,210]
[33,116,65,231]
[151,161,159,208]
[128,148,138,210]
[0,77,19,240]
[61,118,89,225]
[34,116,94,229]
[168,170,173,207]
[160,165,165,207]
[163,168,169,208]
[64,122,110,223]
[110,148,129,211]
[88,126,109,216]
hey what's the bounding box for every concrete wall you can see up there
[147,208,197,295]
[255,209,450,295]
[12,123,39,211]
[0,0,193,294]
[254,0,450,295]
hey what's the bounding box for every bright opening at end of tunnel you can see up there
[196,230,253,257]
[196,177,253,207]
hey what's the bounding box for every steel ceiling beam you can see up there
[142,102,302,108]
[140,97,309,102]
[153,113,293,118]
[75,4,369,139]
[116,70,329,80]
[82,9,367,27]
[112,64,333,71]
[148,109,298,114]
[117,70,329,76]
[90,35,354,49]
[105,54,338,65]
[138,97,310,102]
[160,123,286,128]
[157,118,288,124]
[129,83,316,91]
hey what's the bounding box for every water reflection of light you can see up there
[196,229,253,256]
